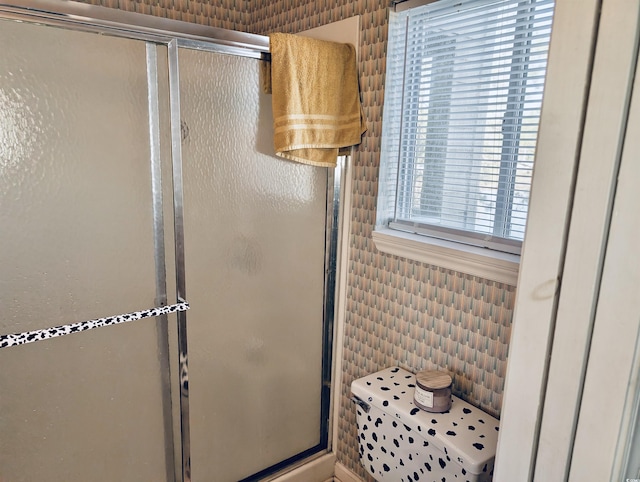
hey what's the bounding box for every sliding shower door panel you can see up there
[0,20,171,482]
[179,49,327,481]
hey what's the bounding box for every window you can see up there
[376,0,554,258]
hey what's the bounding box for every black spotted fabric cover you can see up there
[351,367,499,482]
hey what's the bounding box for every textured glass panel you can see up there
[0,20,168,482]
[179,49,326,481]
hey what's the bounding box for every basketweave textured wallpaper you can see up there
[78,0,249,29]
[78,1,517,479]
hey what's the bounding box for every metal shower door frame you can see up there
[0,2,342,481]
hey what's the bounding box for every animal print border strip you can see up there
[0,301,190,349]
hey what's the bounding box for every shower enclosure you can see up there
[0,2,339,481]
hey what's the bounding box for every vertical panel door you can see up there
[178,48,328,481]
[0,20,173,482]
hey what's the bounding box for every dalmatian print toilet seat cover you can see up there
[351,366,499,478]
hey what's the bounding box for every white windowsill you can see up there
[372,227,520,286]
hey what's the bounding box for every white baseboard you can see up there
[334,462,363,482]
[270,453,336,482]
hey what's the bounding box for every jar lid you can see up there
[415,370,452,390]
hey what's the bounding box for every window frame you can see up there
[374,0,553,284]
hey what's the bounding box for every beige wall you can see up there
[78,1,517,479]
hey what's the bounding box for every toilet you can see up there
[351,367,499,482]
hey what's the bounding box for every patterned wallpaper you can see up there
[77,1,517,479]
[78,0,249,30]
[249,3,516,479]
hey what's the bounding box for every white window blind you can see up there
[379,0,554,255]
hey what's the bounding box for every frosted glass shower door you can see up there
[0,20,173,482]
[179,49,328,481]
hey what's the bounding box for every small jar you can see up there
[414,370,452,413]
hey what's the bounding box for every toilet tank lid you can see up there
[351,366,500,476]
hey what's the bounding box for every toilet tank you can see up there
[351,367,499,482]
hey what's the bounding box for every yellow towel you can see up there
[269,33,366,168]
